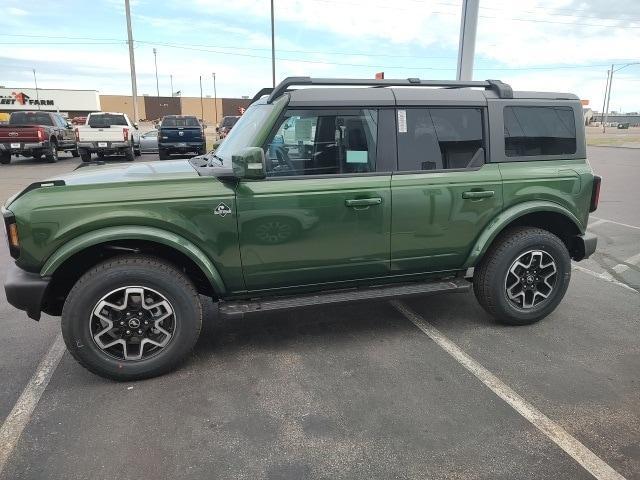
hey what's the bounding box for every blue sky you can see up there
[1,0,639,110]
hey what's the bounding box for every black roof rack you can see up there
[250,87,274,105]
[261,77,513,103]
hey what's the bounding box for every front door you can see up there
[391,107,503,273]
[236,108,391,291]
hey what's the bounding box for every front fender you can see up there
[463,201,584,268]
[40,225,226,294]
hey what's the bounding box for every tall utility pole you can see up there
[199,75,204,122]
[124,0,139,122]
[212,72,218,127]
[601,68,611,133]
[270,0,276,87]
[153,48,160,97]
[456,0,479,81]
[602,62,639,133]
[32,69,40,110]
[170,74,174,97]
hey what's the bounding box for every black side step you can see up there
[218,278,470,316]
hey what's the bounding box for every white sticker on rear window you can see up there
[397,109,407,133]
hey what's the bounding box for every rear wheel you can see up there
[71,146,80,158]
[159,148,169,160]
[80,150,91,162]
[124,143,135,161]
[61,256,203,381]
[45,142,59,163]
[473,227,571,325]
[0,151,10,165]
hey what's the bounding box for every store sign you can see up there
[0,88,100,111]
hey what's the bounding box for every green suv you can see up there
[3,77,600,380]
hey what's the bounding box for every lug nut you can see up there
[126,330,131,335]
[120,321,124,325]
[138,329,143,335]
[144,321,148,325]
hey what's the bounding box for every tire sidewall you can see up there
[489,232,570,324]
[62,262,201,380]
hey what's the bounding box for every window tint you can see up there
[504,106,576,157]
[88,114,128,127]
[397,108,485,171]
[161,116,200,127]
[10,112,54,126]
[265,109,377,176]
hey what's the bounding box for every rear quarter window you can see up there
[504,106,576,157]
[10,112,54,126]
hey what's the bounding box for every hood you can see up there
[52,159,199,186]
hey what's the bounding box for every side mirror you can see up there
[133,122,139,129]
[215,126,220,132]
[232,147,266,180]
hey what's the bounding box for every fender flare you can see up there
[463,201,584,268]
[40,225,226,295]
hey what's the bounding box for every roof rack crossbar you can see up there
[250,87,274,105]
[265,77,513,102]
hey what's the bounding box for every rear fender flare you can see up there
[40,226,226,295]
[463,201,583,268]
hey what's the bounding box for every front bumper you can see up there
[572,232,597,261]
[4,263,50,321]
[1,141,49,155]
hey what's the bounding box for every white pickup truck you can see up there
[75,112,141,162]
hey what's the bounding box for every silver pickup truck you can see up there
[76,112,141,162]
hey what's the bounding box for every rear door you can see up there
[236,107,393,291]
[391,106,503,273]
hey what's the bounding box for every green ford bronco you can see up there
[3,77,600,380]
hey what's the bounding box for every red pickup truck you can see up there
[0,111,79,164]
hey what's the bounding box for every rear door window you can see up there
[162,117,199,127]
[88,114,127,127]
[504,106,576,157]
[397,108,485,171]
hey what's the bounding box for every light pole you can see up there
[270,0,275,87]
[170,74,174,97]
[125,0,139,122]
[600,69,610,133]
[199,75,204,122]
[212,72,218,127]
[456,0,479,81]
[32,69,40,110]
[153,48,160,97]
[602,62,639,133]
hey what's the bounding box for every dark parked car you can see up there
[0,111,78,164]
[217,115,240,138]
[158,115,205,160]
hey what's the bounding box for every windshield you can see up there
[10,112,53,125]
[88,114,127,127]
[214,104,274,164]
[162,116,199,127]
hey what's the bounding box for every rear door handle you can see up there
[345,197,382,208]
[462,190,495,199]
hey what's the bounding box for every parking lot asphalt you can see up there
[0,146,638,479]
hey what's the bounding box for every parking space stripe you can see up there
[589,216,640,231]
[612,252,640,274]
[588,219,607,228]
[0,333,66,474]
[390,300,627,480]
[572,264,638,294]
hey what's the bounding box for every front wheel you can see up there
[61,256,203,380]
[473,227,571,325]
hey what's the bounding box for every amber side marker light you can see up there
[4,218,20,259]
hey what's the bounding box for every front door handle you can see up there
[462,190,495,199]
[345,197,382,208]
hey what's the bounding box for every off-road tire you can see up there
[0,151,10,165]
[61,255,203,381]
[473,227,571,325]
[45,142,59,163]
[80,150,91,162]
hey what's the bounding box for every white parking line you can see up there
[572,265,639,294]
[0,333,66,474]
[588,219,607,229]
[391,300,627,480]
[590,216,640,231]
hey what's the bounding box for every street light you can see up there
[212,72,218,128]
[602,62,639,133]
[170,74,173,97]
[32,69,40,111]
[153,48,160,97]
